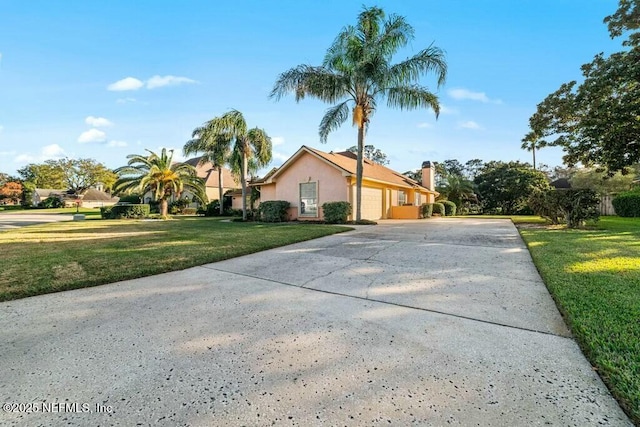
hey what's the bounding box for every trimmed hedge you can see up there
[432,202,445,216]
[442,200,457,216]
[322,201,352,224]
[259,200,290,222]
[612,190,640,217]
[101,204,150,219]
[528,188,599,228]
[421,203,433,218]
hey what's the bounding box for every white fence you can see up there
[600,195,616,216]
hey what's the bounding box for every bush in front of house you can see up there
[101,204,150,219]
[432,202,445,216]
[169,198,191,215]
[442,200,457,216]
[118,194,143,204]
[529,188,599,228]
[612,189,640,217]
[421,203,433,218]
[38,195,64,209]
[258,200,290,222]
[322,201,352,224]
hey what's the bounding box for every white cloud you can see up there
[417,122,432,129]
[107,77,144,91]
[42,143,66,158]
[85,116,113,127]
[107,140,128,148]
[78,128,107,143]
[146,75,197,89]
[439,105,458,115]
[272,151,290,163]
[271,136,285,146]
[15,144,66,164]
[459,120,482,130]
[448,88,502,104]
[0,150,15,157]
[116,97,137,104]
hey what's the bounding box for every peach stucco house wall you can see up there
[255,146,438,221]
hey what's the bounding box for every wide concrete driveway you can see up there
[0,218,631,426]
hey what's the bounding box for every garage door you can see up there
[353,186,383,220]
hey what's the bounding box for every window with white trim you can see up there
[299,182,318,217]
[398,190,406,205]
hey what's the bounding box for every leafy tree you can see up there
[347,145,389,165]
[192,110,272,220]
[474,161,549,214]
[436,173,475,209]
[570,168,636,194]
[271,6,447,220]
[114,149,206,217]
[0,181,23,204]
[464,159,484,180]
[18,162,65,189]
[184,123,233,215]
[17,158,116,194]
[441,159,465,177]
[403,169,421,182]
[526,1,640,174]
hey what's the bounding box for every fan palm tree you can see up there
[271,6,447,220]
[437,173,475,209]
[114,148,206,217]
[197,110,272,220]
[184,125,232,215]
[522,131,546,171]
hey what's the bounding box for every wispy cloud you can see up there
[78,128,107,143]
[108,75,197,91]
[459,120,482,130]
[108,77,144,91]
[15,144,66,164]
[417,122,432,129]
[271,136,285,146]
[272,151,289,163]
[85,116,113,127]
[448,88,502,104]
[439,105,458,115]
[107,140,128,148]
[116,97,137,104]
[146,75,197,89]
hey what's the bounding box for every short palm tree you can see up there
[271,6,447,220]
[196,110,272,220]
[114,148,206,217]
[521,131,544,170]
[436,173,475,209]
[184,124,232,215]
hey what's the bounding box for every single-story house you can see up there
[33,188,119,208]
[254,145,438,221]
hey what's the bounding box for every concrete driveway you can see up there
[0,218,631,426]
[0,212,73,231]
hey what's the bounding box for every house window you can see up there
[398,190,406,205]
[299,182,318,217]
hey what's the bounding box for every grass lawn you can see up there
[0,217,351,302]
[518,216,640,424]
[0,207,103,217]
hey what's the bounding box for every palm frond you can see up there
[385,85,440,116]
[387,45,448,87]
[319,101,351,143]
[270,65,349,103]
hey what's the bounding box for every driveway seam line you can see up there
[199,265,573,340]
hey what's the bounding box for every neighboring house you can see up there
[254,145,438,221]
[33,188,119,208]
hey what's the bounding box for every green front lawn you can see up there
[0,217,351,301]
[0,207,102,217]
[519,216,640,424]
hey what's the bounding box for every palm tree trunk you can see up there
[160,198,168,217]
[355,125,365,221]
[218,166,224,215]
[241,154,248,220]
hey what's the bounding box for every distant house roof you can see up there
[262,145,436,193]
[550,178,572,189]
[184,157,239,189]
[81,188,119,202]
[34,189,66,198]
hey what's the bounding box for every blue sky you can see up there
[0,0,624,177]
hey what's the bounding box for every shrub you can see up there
[259,200,290,222]
[203,200,221,217]
[118,194,142,204]
[421,203,433,218]
[322,201,352,224]
[169,198,191,215]
[182,207,197,215]
[442,200,457,216]
[612,190,640,217]
[529,188,599,228]
[432,202,445,216]
[354,219,377,225]
[101,204,150,219]
[38,195,64,209]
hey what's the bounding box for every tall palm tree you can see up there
[198,110,272,220]
[184,124,232,215]
[114,148,206,217]
[271,6,447,220]
[522,131,545,170]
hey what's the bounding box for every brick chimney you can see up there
[421,161,434,191]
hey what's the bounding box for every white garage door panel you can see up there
[353,186,383,220]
